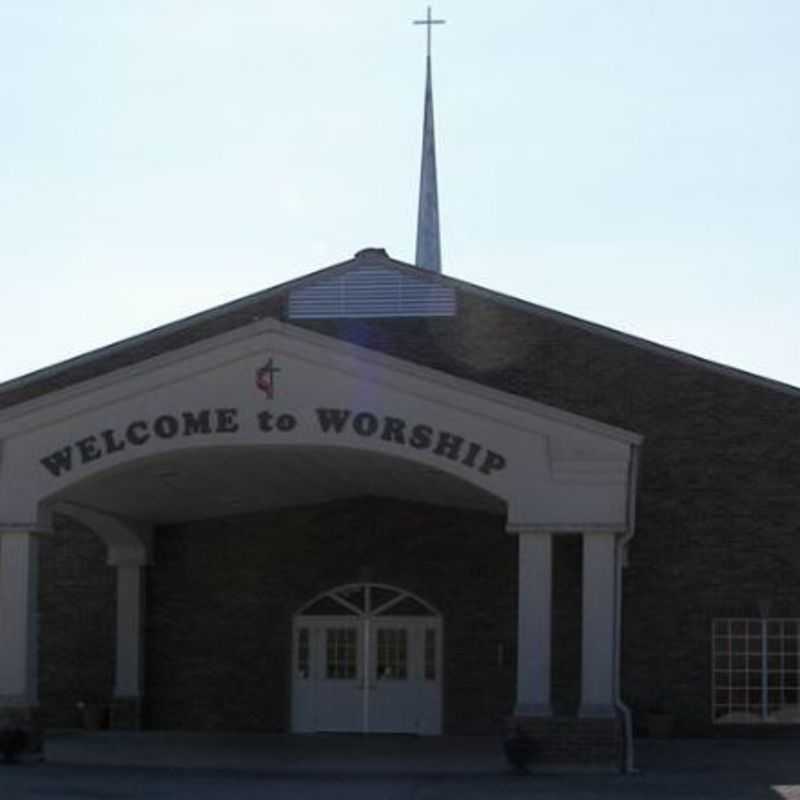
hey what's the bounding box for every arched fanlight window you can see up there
[296,583,439,618]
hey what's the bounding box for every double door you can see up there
[292,614,442,735]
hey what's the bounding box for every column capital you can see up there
[514,703,553,719]
[578,703,617,719]
[52,503,152,566]
[507,523,623,536]
[109,553,149,568]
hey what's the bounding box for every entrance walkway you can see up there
[6,735,800,800]
[40,732,800,784]
[44,732,511,775]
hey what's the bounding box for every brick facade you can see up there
[287,289,800,735]
[509,715,622,766]
[145,499,515,733]
[38,517,116,730]
[38,501,596,737]
[8,254,800,748]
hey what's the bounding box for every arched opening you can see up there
[29,443,511,735]
[292,583,443,735]
[39,444,506,524]
[0,314,637,763]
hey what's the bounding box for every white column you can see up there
[0,532,39,705]
[515,532,553,716]
[113,563,145,699]
[579,531,617,718]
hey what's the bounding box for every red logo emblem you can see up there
[255,358,280,399]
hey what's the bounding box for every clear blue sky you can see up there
[1,1,798,388]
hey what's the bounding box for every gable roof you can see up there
[1,246,798,411]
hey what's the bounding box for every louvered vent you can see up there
[288,265,456,319]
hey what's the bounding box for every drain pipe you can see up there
[615,443,641,774]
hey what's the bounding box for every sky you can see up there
[1,1,798,388]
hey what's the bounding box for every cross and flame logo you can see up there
[255,357,280,399]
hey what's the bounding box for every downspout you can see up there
[615,443,641,774]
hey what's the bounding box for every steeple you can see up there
[413,7,445,273]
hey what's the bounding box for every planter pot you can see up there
[81,704,108,731]
[646,713,675,738]
[0,728,28,763]
[502,730,538,773]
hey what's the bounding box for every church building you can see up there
[1,11,799,771]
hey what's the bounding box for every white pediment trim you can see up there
[0,318,641,534]
[0,319,642,448]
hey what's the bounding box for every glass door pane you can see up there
[326,627,358,679]
[376,628,408,681]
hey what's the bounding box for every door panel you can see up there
[292,619,363,733]
[292,587,442,735]
[315,624,363,732]
[370,623,415,733]
[291,626,315,732]
[416,624,443,735]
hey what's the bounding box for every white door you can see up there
[369,619,442,734]
[291,584,442,735]
[292,619,366,733]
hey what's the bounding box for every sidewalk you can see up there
[41,731,800,782]
[3,734,798,800]
[44,731,513,775]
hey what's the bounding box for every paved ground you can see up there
[0,735,799,799]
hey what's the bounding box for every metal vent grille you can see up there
[288,265,456,319]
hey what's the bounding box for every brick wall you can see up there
[510,716,622,766]
[38,500,591,736]
[288,290,800,734]
[29,274,800,737]
[551,536,582,716]
[145,498,516,733]
[38,516,116,729]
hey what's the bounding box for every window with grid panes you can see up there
[424,628,437,680]
[376,628,407,680]
[712,618,800,723]
[326,628,357,679]
[297,628,310,679]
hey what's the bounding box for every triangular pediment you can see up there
[0,318,640,535]
[1,247,797,415]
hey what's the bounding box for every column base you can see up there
[109,697,142,730]
[578,703,618,719]
[514,703,553,717]
[0,705,44,758]
[507,713,623,768]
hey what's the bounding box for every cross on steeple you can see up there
[413,6,445,58]
[412,6,445,273]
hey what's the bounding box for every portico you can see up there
[0,318,640,759]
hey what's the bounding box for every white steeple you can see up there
[413,7,445,273]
